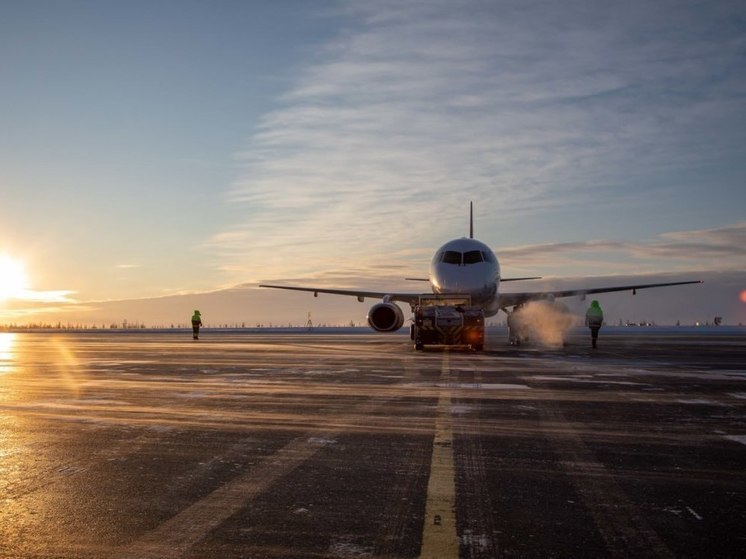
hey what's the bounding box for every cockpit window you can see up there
[481,251,495,263]
[463,250,483,264]
[441,251,462,265]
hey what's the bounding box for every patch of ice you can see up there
[308,437,337,446]
[171,392,208,399]
[623,369,746,381]
[530,376,642,386]
[79,398,130,406]
[436,382,530,390]
[148,425,174,433]
[328,536,373,557]
[677,399,727,406]
[461,530,490,552]
[451,405,474,415]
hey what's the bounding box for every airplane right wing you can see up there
[497,280,703,309]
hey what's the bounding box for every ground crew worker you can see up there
[191,310,202,340]
[585,300,604,348]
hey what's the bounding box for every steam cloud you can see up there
[510,300,580,348]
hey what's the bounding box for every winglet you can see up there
[469,201,474,239]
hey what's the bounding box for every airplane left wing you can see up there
[258,284,423,306]
[497,280,703,309]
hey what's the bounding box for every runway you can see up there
[0,327,744,558]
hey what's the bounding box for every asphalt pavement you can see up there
[0,327,744,558]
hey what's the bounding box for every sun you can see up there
[0,254,30,301]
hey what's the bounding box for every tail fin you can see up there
[469,201,474,239]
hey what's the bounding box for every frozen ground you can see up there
[0,328,744,558]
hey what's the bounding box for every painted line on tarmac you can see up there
[117,391,398,559]
[115,435,327,559]
[419,353,459,559]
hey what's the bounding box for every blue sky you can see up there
[1,0,745,325]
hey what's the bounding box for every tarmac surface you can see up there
[0,327,744,558]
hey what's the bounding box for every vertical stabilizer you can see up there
[469,201,474,239]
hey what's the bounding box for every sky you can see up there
[1,0,745,327]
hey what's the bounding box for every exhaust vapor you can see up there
[510,300,580,348]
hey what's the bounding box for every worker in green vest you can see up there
[585,300,604,348]
[191,310,202,340]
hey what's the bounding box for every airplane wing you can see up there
[258,284,423,306]
[261,279,702,312]
[497,280,703,309]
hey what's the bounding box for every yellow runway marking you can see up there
[419,357,459,558]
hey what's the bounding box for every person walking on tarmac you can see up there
[191,310,202,340]
[585,300,604,348]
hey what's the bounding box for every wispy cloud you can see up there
[17,290,76,303]
[211,0,745,284]
[0,290,78,323]
[499,223,746,275]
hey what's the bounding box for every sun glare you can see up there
[0,255,30,302]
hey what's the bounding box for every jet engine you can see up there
[367,302,405,332]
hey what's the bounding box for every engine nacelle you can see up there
[367,302,405,332]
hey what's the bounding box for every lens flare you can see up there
[51,337,83,398]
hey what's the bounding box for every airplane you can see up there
[260,203,701,344]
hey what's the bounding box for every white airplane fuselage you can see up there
[429,237,501,317]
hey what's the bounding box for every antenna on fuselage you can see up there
[469,201,474,239]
